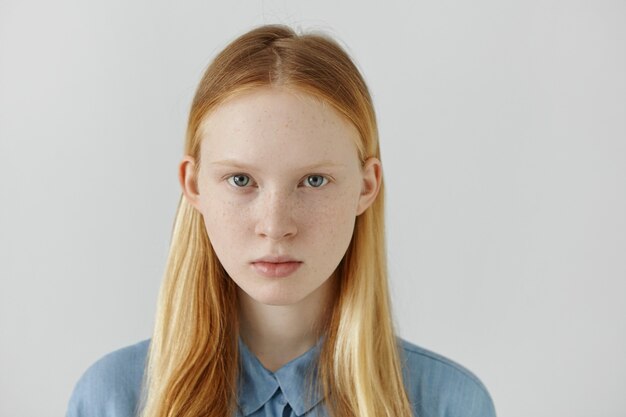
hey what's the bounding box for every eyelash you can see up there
[224,173,331,190]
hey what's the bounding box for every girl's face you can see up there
[181,86,381,306]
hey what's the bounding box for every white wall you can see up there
[1,1,624,416]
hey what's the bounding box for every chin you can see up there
[243,285,310,307]
[252,292,305,306]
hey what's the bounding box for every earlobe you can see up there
[179,156,201,209]
[356,157,382,216]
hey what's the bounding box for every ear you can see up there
[356,157,383,216]
[179,155,202,210]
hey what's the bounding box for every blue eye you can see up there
[226,174,329,189]
[227,174,253,187]
[304,175,328,188]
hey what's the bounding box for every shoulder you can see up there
[65,339,151,417]
[396,337,497,417]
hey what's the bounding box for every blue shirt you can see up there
[66,336,496,417]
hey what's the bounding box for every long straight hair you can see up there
[140,24,413,417]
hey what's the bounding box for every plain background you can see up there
[1,0,625,416]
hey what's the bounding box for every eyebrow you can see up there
[208,159,347,171]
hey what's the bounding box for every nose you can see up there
[254,190,298,241]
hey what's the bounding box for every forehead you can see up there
[197,87,361,169]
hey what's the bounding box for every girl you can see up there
[66,24,496,417]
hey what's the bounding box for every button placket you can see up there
[276,390,287,406]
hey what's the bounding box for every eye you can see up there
[303,175,329,188]
[227,174,255,188]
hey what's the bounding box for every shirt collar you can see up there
[237,335,325,416]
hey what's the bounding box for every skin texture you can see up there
[179,86,382,371]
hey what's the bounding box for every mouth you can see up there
[250,260,302,278]
[252,255,300,263]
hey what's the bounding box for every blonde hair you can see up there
[140,24,413,417]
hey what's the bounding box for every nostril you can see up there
[255,217,297,240]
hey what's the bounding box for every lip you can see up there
[250,260,302,278]
[252,255,300,263]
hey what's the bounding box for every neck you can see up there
[237,272,337,372]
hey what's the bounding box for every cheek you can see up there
[199,197,251,255]
[297,190,359,255]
